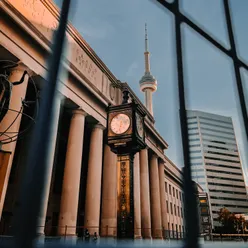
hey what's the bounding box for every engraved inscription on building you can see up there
[6,0,118,104]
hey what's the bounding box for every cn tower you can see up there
[139,23,157,116]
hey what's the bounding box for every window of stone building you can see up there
[165,182,167,192]
[178,206,180,217]
[179,225,181,233]
[173,187,175,197]
[170,202,173,214]
[172,223,174,231]
[176,189,178,199]
[169,185,171,195]
[179,192,182,201]
[181,207,183,218]
[174,204,177,216]
[166,201,169,213]
[168,222,170,230]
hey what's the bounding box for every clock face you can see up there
[136,113,143,137]
[110,113,130,134]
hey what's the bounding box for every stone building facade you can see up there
[0,0,184,239]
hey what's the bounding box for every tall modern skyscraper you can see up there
[187,110,248,228]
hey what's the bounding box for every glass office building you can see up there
[187,110,248,228]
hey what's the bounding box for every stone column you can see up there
[150,154,162,238]
[158,160,168,237]
[36,92,62,235]
[84,123,104,235]
[0,64,29,219]
[134,152,141,238]
[139,149,151,238]
[100,145,117,237]
[58,109,87,236]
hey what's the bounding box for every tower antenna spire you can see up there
[145,23,148,52]
[144,23,150,73]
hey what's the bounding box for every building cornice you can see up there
[164,166,183,186]
[2,0,173,166]
[44,0,119,87]
[146,121,169,150]
[163,155,183,184]
[1,1,51,50]
[1,0,123,107]
[2,0,119,87]
[164,154,183,173]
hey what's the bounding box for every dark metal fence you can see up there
[2,0,247,247]
[155,0,248,248]
[0,225,186,240]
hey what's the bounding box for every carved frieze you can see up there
[7,0,58,39]
[5,0,118,104]
[70,43,102,86]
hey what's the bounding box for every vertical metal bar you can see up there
[64,225,67,243]
[12,1,71,248]
[173,0,199,247]
[129,152,135,239]
[223,0,248,140]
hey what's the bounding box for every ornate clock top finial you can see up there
[122,89,129,104]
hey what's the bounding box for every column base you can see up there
[142,235,152,240]
[133,237,144,245]
[199,237,205,244]
[35,234,45,246]
[152,236,163,239]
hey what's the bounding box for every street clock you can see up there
[106,90,146,239]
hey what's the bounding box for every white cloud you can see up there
[77,21,115,40]
[126,61,138,77]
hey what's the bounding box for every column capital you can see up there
[10,62,33,76]
[140,148,149,153]
[92,123,105,130]
[72,108,88,116]
[151,153,159,159]
[158,158,165,165]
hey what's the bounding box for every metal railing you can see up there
[1,0,247,247]
[0,225,185,240]
[155,0,248,248]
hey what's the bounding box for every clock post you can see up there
[107,89,146,239]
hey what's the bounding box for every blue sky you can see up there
[54,0,248,184]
